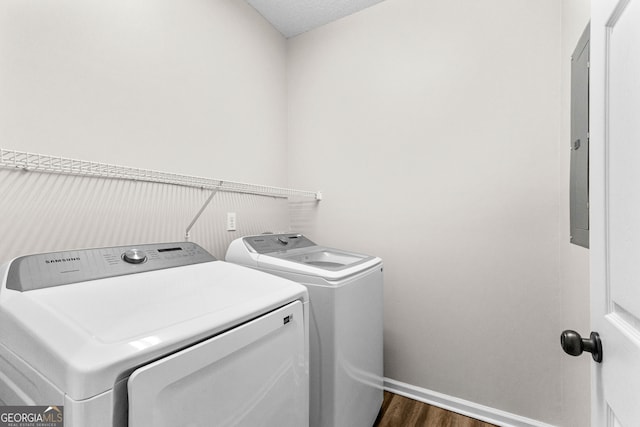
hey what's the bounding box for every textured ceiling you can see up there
[246,0,386,38]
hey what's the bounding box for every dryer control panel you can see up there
[5,242,215,292]
[243,234,316,254]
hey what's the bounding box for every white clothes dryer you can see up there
[0,242,309,427]
[226,234,383,427]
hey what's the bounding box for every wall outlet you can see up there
[227,212,237,231]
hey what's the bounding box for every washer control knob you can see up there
[123,249,147,264]
[278,236,289,245]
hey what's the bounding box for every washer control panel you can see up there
[243,234,316,254]
[5,242,215,292]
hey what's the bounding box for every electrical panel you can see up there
[570,23,590,248]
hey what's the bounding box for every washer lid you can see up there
[257,247,381,280]
[240,235,381,280]
[0,246,307,401]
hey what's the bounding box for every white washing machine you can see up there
[226,234,383,427]
[0,242,309,427]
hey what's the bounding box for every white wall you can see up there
[0,0,286,184]
[559,1,591,426]
[0,169,291,260]
[0,0,290,261]
[287,0,567,424]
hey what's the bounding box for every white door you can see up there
[590,0,640,426]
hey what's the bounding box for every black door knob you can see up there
[561,330,602,363]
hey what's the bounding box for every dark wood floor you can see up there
[374,392,498,427]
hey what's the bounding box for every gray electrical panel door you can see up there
[570,23,590,248]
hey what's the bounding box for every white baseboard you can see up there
[383,378,557,427]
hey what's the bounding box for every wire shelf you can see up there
[0,149,321,200]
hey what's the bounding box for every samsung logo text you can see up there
[45,257,80,264]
